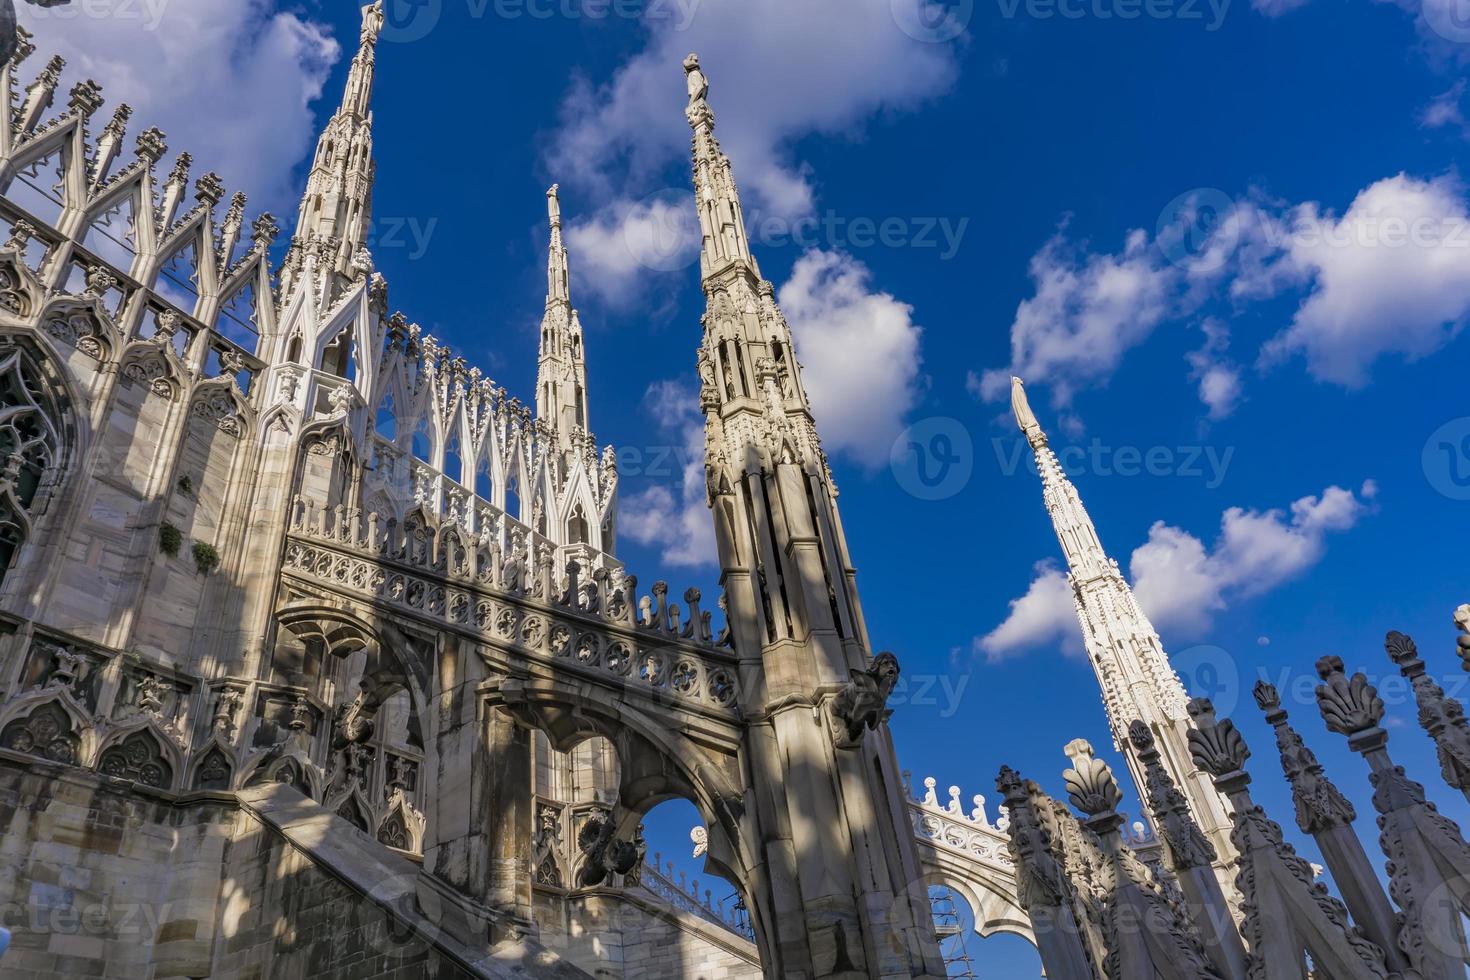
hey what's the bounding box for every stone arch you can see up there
[190,740,235,791]
[95,726,178,791]
[277,605,429,717]
[435,522,470,578]
[0,696,83,766]
[118,338,186,400]
[0,338,72,577]
[917,860,1034,944]
[491,681,754,923]
[0,251,43,322]
[188,376,253,440]
[377,787,426,852]
[247,754,319,797]
[37,295,121,362]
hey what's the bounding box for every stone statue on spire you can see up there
[361,0,385,45]
[684,53,708,107]
[1010,376,1043,445]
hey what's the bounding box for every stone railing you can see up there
[906,774,1015,871]
[638,856,755,942]
[284,501,742,716]
[905,772,1163,876]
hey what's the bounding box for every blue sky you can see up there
[31,0,1470,971]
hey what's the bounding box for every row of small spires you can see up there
[4,32,586,453]
[290,496,729,648]
[5,30,282,271]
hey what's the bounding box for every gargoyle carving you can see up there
[830,651,900,745]
[577,809,639,887]
[331,684,375,749]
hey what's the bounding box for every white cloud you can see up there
[563,192,700,309]
[979,173,1470,413]
[777,250,923,468]
[974,561,1080,663]
[1186,318,1241,420]
[1130,481,1377,635]
[21,0,339,212]
[1257,174,1470,385]
[548,0,961,301]
[618,381,717,568]
[1421,81,1468,135]
[975,226,1181,407]
[978,482,1375,657]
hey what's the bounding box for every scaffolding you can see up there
[930,887,978,978]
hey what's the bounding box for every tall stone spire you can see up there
[536,184,590,448]
[686,54,946,978]
[1011,376,1237,883]
[685,53,755,282]
[279,1,384,299]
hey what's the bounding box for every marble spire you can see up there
[1012,376,1238,884]
[537,184,590,451]
[280,1,384,298]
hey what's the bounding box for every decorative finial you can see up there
[547,184,561,227]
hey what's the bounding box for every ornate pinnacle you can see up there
[8,27,34,68]
[1254,680,1356,833]
[251,212,279,249]
[82,265,115,299]
[67,79,103,117]
[995,767,1067,911]
[101,102,131,140]
[1187,698,1251,789]
[135,127,166,162]
[194,171,224,206]
[1385,630,1470,793]
[4,219,35,252]
[224,191,247,227]
[1314,655,1384,739]
[35,54,62,90]
[1128,720,1217,868]
[166,152,192,187]
[1062,738,1123,830]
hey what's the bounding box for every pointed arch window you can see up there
[375,395,397,443]
[410,418,433,465]
[568,504,589,545]
[0,346,64,584]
